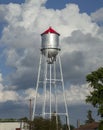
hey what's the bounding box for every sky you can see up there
[0,0,103,127]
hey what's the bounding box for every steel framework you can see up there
[32,51,70,130]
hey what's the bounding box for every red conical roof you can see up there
[41,27,60,36]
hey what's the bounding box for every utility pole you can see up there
[29,99,32,130]
[29,99,32,121]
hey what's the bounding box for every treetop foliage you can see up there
[86,67,103,117]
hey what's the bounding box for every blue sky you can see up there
[0,0,103,127]
[0,0,103,14]
[46,0,103,14]
[0,0,25,4]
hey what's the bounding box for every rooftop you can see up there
[74,122,99,130]
[41,27,60,36]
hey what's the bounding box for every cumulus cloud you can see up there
[26,83,92,106]
[0,73,3,82]
[0,73,19,102]
[91,8,103,23]
[0,72,37,103]
[61,29,103,85]
[0,0,103,107]
[0,73,34,103]
[23,83,93,118]
[65,84,92,105]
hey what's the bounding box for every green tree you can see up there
[86,67,103,118]
[19,117,28,122]
[99,121,103,130]
[50,113,62,130]
[85,110,95,124]
[32,117,46,130]
[31,114,62,130]
[70,125,75,130]
[29,113,75,130]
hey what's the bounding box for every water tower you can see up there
[32,27,70,130]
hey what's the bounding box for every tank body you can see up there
[41,27,60,58]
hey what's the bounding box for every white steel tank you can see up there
[41,27,60,59]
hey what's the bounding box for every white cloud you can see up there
[0,73,91,104]
[5,48,19,67]
[0,73,3,83]
[0,73,20,102]
[91,8,103,23]
[0,90,19,102]
[0,0,103,105]
[65,84,92,105]
[24,88,37,100]
[24,83,92,106]
[0,83,20,102]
